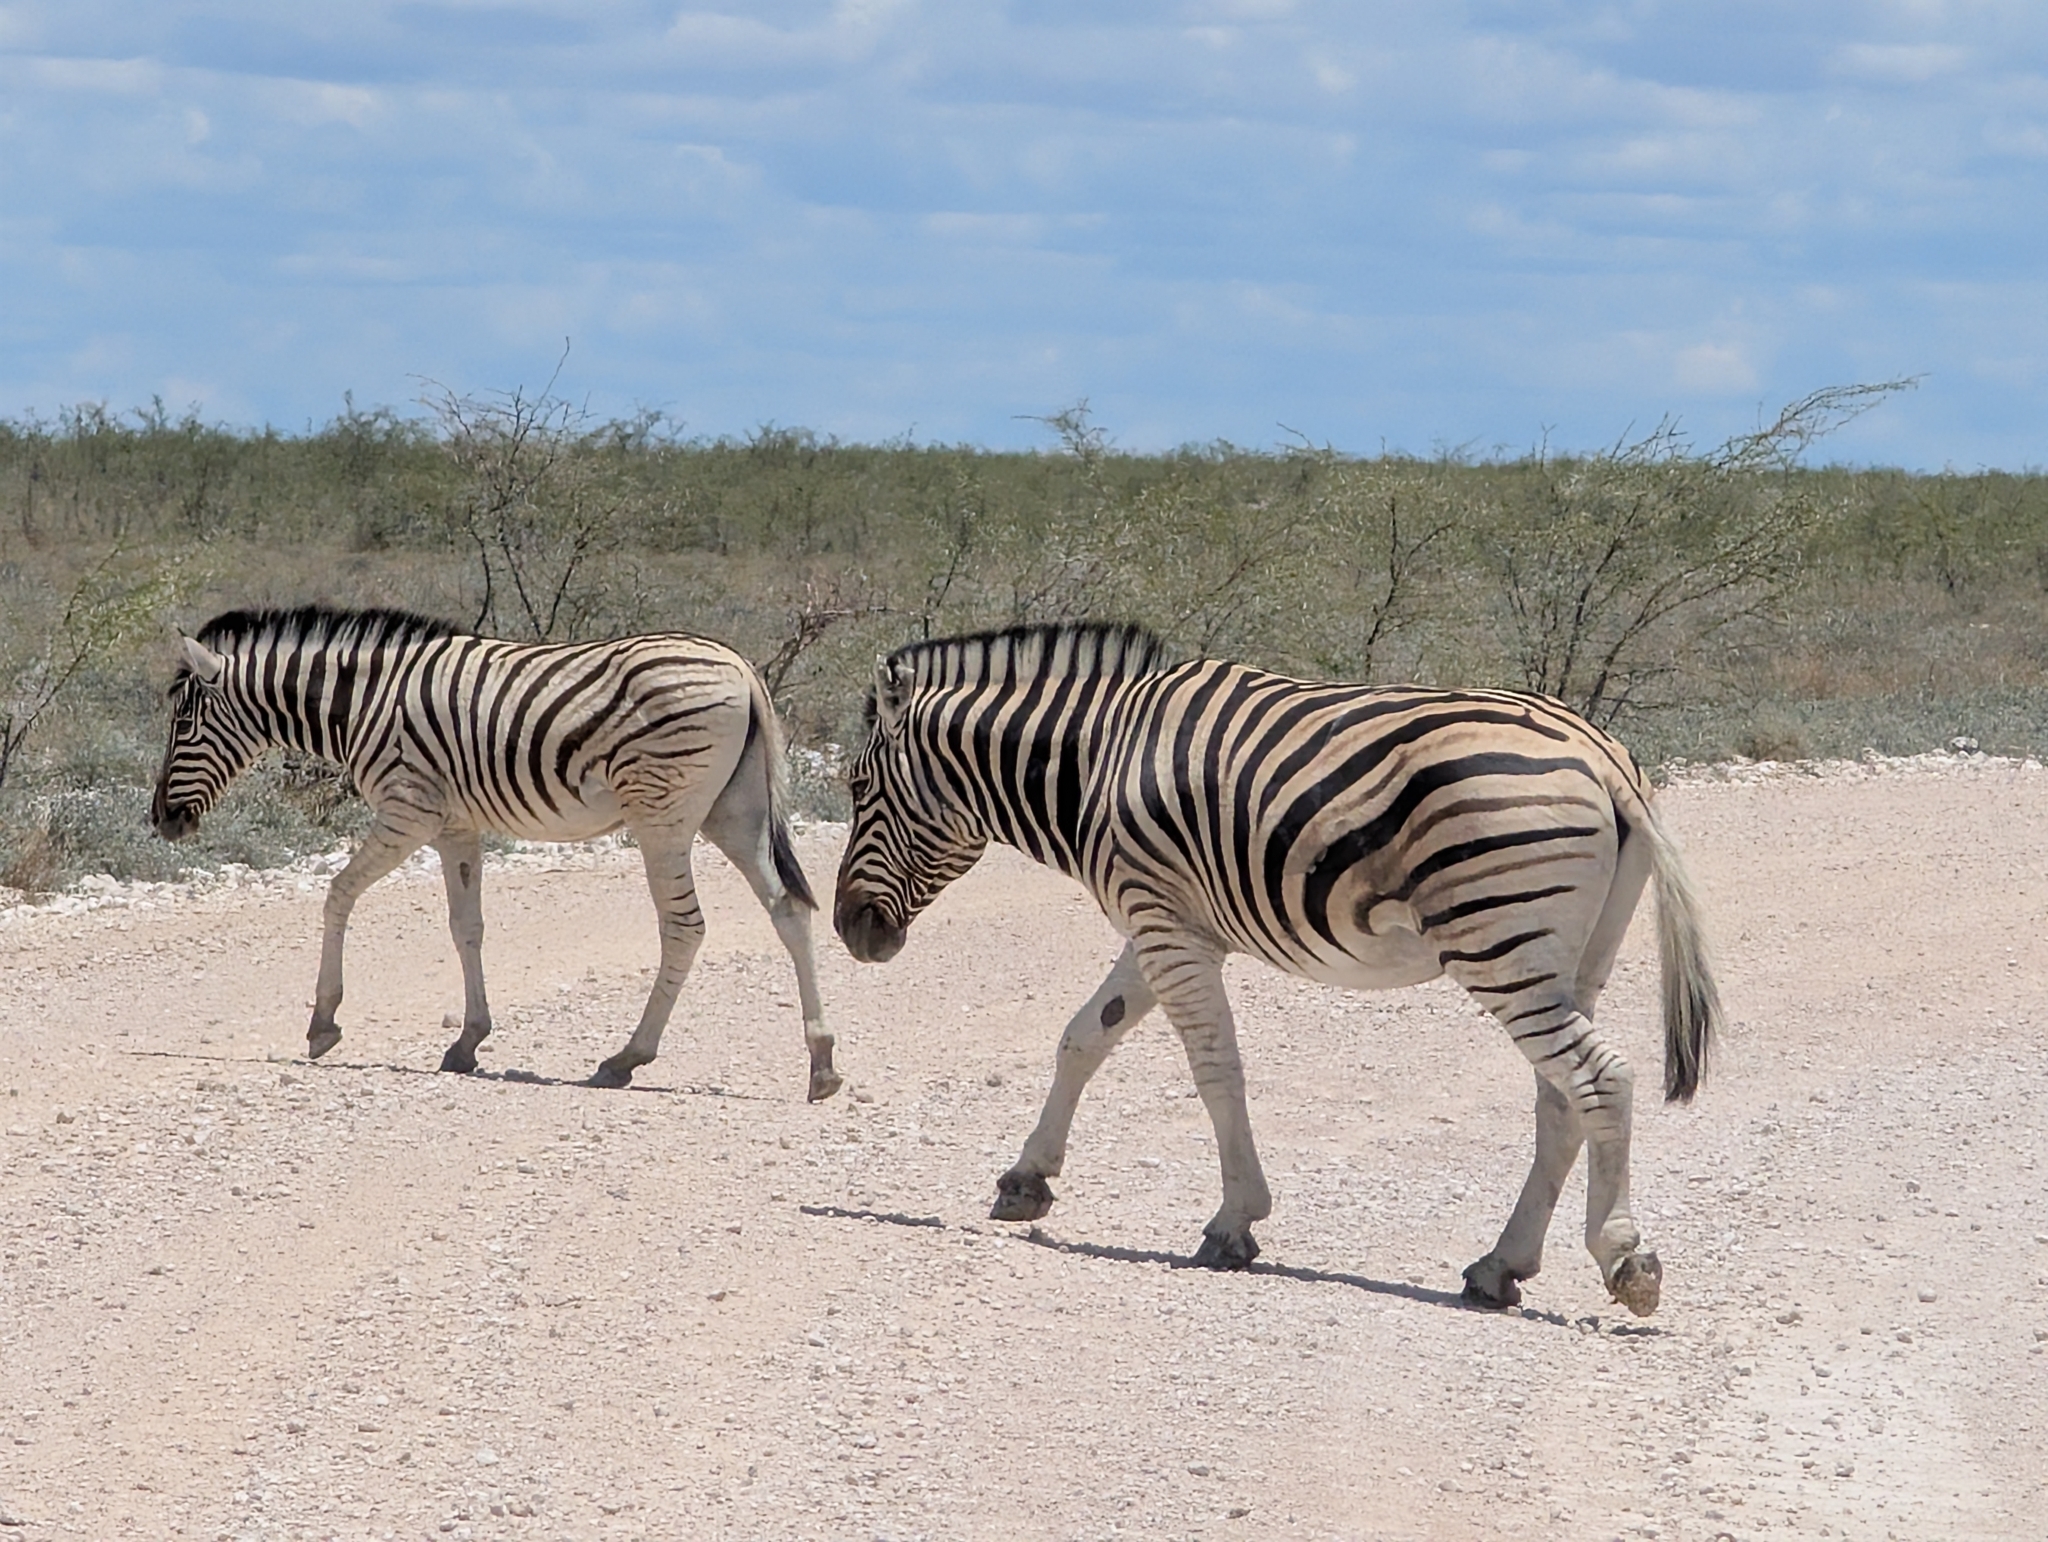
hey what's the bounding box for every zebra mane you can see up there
[194,604,462,656]
[883,621,1173,697]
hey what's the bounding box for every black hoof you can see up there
[807,1066,844,1103]
[989,1171,1055,1223]
[587,1058,638,1089]
[1460,1253,1527,1309]
[306,1025,342,1061]
[1191,1229,1259,1270]
[1460,1275,1524,1310]
[439,1043,478,1074]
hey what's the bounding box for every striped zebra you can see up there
[833,623,1720,1316]
[150,606,842,1100]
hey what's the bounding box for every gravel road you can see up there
[2,758,2045,1540]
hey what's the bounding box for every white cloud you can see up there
[0,1,2043,465]
[1673,341,1759,394]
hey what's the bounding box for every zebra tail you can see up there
[746,672,817,912]
[1647,807,1720,1104]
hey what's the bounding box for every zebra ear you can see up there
[180,636,225,685]
[873,655,915,730]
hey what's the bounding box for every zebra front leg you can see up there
[307,821,428,1060]
[993,942,1156,1222]
[1143,946,1271,1269]
[1462,1071,1585,1309]
[433,830,493,1074]
[591,834,706,1088]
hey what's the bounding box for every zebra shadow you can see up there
[120,1047,773,1100]
[799,1203,1583,1325]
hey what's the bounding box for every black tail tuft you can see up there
[744,672,817,911]
[772,815,816,910]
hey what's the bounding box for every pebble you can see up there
[1918,1289,1938,1303]
[474,1448,498,1466]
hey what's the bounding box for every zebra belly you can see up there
[1281,928,1444,992]
[464,778,627,843]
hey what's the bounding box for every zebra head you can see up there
[834,654,990,963]
[151,636,262,841]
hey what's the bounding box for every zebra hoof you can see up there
[1191,1228,1259,1271]
[989,1171,1055,1223]
[1460,1254,1526,1309]
[1606,1250,1663,1318]
[807,1066,844,1103]
[587,1057,638,1089]
[439,1043,478,1074]
[306,1025,342,1061]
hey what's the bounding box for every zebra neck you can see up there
[924,675,1126,880]
[225,633,396,766]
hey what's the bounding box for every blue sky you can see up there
[2,1,2044,465]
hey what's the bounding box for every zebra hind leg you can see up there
[1144,948,1270,1269]
[592,831,706,1088]
[1512,1009,1657,1316]
[699,793,841,1103]
[433,831,493,1074]
[993,942,1156,1223]
[1462,1071,1585,1309]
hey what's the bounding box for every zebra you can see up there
[833,622,1719,1316]
[150,605,842,1101]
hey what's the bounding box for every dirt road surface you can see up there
[3,760,2046,1541]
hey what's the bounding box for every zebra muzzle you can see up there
[835,898,907,964]
[151,793,201,842]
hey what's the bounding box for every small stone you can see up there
[724,1223,743,1235]
[442,1013,463,1032]
[515,1161,536,1174]
[53,1110,74,1125]
[1905,1180,1921,1194]
[284,1419,307,1434]
[1187,1463,1211,1477]
[1775,1310,1802,1325]
[1226,1507,1251,1521]
[984,1071,1004,1087]
[1918,1289,1937,1303]
[474,1448,498,1465]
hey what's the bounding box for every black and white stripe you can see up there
[834,622,1719,1314]
[152,605,841,1099]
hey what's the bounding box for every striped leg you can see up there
[1462,1072,1583,1307]
[433,830,494,1074]
[701,793,840,1103]
[992,942,1157,1222]
[591,829,706,1088]
[1463,985,1657,1316]
[307,817,431,1060]
[1140,942,1272,1269]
